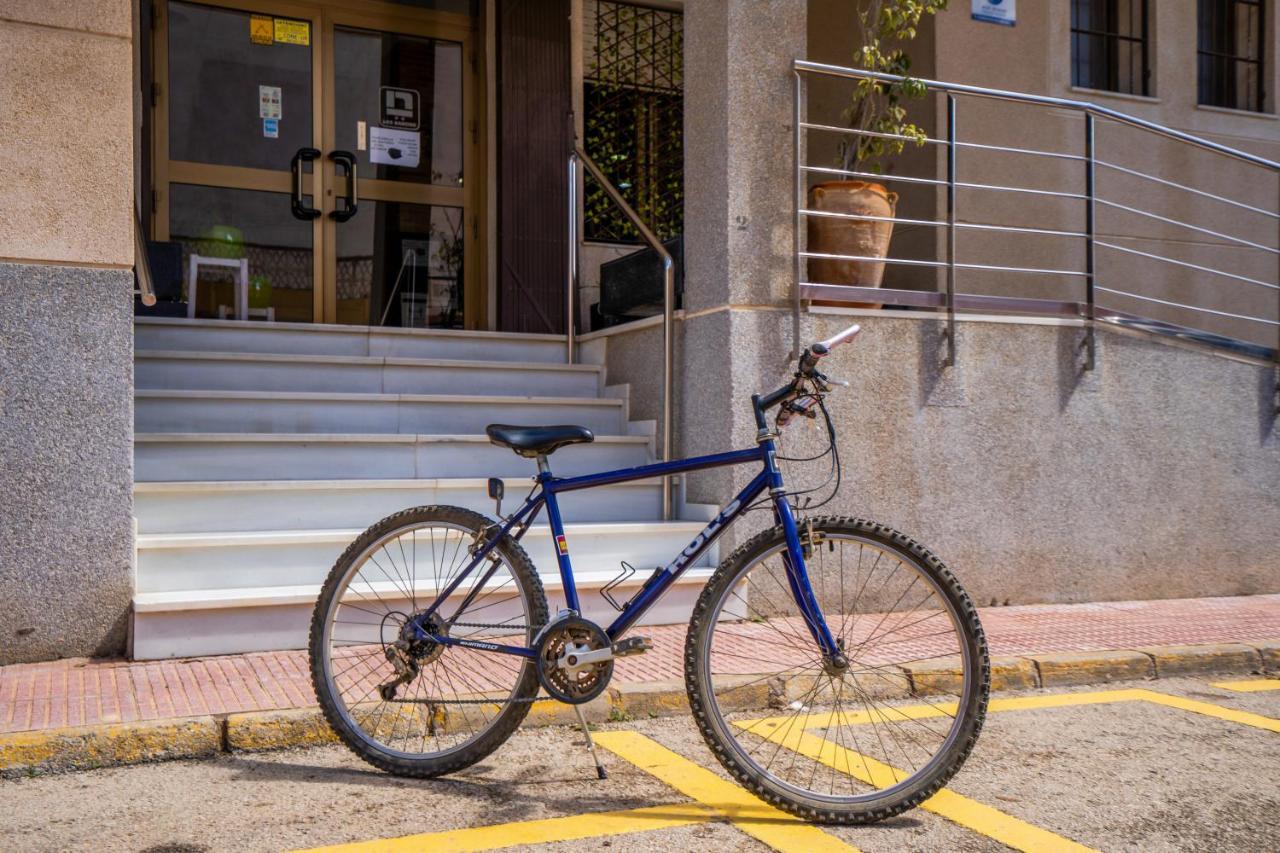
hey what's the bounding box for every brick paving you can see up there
[0,593,1276,735]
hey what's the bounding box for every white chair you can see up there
[187,254,249,320]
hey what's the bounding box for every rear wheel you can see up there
[309,505,548,777]
[685,516,989,823]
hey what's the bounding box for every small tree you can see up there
[841,0,948,174]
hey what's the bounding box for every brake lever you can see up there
[810,370,849,394]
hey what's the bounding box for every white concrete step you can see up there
[135,520,713,593]
[131,567,712,659]
[134,478,668,533]
[134,390,628,435]
[134,433,654,481]
[135,351,604,398]
[135,317,568,363]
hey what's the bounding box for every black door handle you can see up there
[329,151,359,222]
[291,147,321,220]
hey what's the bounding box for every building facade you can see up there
[1,0,1277,664]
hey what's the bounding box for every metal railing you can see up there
[568,146,676,519]
[134,213,157,308]
[792,59,1280,375]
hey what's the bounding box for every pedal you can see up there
[611,636,652,657]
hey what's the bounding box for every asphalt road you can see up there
[1,675,1276,853]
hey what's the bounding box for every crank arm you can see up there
[564,636,652,668]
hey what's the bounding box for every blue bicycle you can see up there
[308,324,989,824]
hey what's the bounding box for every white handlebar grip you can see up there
[815,323,861,354]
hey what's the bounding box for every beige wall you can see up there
[0,1,135,267]
[800,2,1279,350]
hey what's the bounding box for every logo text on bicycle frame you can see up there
[555,535,569,555]
[664,498,742,575]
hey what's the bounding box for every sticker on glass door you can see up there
[380,87,420,129]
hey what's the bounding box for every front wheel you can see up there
[685,516,989,824]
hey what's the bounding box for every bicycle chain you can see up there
[388,694,541,705]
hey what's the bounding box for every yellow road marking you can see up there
[1131,689,1280,732]
[1212,678,1280,693]
[733,685,1278,850]
[594,729,860,853]
[739,687,1280,734]
[742,724,1095,853]
[295,802,715,853]
[301,686,1278,853]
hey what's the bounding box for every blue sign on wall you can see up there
[972,0,1016,26]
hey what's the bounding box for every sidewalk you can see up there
[2,593,1277,738]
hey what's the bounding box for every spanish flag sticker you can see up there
[555,535,569,555]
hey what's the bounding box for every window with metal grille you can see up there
[1071,0,1152,96]
[583,1,683,243]
[1198,0,1267,112]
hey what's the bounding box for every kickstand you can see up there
[573,703,608,780]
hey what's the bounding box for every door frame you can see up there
[150,0,487,328]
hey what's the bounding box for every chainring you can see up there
[534,616,613,704]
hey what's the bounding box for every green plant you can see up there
[840,0,948,174]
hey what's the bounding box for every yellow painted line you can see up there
[1130,689,1280,733]
[742,723,1095,853]
[738,690,1152,732]
[740,687,1280,734]
[295,802,716,853]
[1212,678,1280,693]
[594,729,860,853]
[733,686,1277,850]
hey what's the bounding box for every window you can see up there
[583,1,683,243]
[1071,0,1152,96]
[1198,0,1267,112]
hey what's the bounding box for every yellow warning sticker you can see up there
[273,18,310,46]
[249,15,273,45]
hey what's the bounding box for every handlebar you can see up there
[753,322,861,431]
[816,323,863,354]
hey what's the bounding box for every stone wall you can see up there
[0,266,136,662]
[0,2,136,663]
[597,308,1280,605]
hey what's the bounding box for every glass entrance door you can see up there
[152,0,480,327]
[326,12,475,328]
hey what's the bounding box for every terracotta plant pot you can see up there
[806,181,898,308]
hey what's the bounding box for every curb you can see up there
[2,640,1276,777]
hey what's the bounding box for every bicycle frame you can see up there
[410,436,842,663]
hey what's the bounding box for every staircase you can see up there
[131,317,717,660]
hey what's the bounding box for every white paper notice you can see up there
[259,85,282,119]
[369,127,420,168]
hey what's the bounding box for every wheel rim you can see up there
[698,532,977,805]
[319,519,535,760]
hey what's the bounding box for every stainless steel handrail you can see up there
[134,213,157,307]
[791,59,1280,371]
[794,59,1280,170]
[568,147,676,520]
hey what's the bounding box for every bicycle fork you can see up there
[767,453,846,671]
